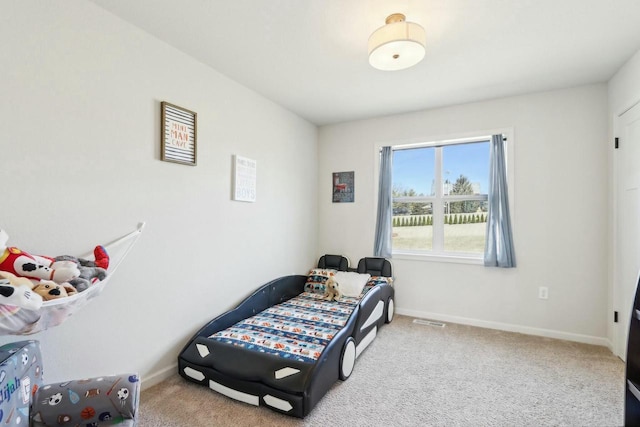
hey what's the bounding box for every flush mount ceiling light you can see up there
[368,13,426,71]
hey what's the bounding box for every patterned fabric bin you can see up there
[0,340,44,426]
[30,373,140,426]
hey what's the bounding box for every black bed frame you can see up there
[178,256,394,417]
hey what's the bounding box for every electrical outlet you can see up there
[538,286,549,300]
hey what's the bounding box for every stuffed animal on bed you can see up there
[0,229,80,284]
[54,248,108,292]
[324,277,342,301]
[32,280,77,301]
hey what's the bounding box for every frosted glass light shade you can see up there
[368,13,426,71]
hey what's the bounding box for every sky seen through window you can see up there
[392,141,490,196]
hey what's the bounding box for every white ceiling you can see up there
[89,0,640,126]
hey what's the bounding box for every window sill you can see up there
[392,251,484,265]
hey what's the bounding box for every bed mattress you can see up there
[210,288,373,363]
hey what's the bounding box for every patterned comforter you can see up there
[210,286,374,363]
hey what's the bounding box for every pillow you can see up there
[366,276,393,288]
[305,268,336,294]
[334,271,371,297]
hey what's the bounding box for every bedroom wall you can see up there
[609,49,640,113]
[318,84,609,345]
[0,1,318,386]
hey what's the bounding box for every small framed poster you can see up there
[161,101,197,165]
[332,171,354,203]
[233,155,257,202]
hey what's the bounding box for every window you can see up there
[391,137,490,258]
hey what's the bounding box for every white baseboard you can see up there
[141,363,177,391]
[396,308,611,347]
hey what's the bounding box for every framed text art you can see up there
[233,155,257,202]
[332,171,354,203]
[161,101,197,165]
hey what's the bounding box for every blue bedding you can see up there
[210,285,375,363]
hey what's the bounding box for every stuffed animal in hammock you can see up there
[0,229,80,284]
[0,271,43,310]
[324,277,342,301]
[31,280,77,301]
[54,247,109,292]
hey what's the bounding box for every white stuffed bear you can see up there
[324,277,342,301]
[0,229,80,284]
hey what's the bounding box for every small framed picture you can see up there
[161,101,197,165]
[233,155,257,202]
[332,171,354,203]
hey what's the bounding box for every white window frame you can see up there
[373,129,515,265]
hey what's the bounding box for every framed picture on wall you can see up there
[332,171,354,203]
[161,101,197,165]
[233,155,257,202]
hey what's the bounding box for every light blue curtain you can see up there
[484,134,516,267]
[374,146,393,258]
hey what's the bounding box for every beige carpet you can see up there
[139,315,624,426]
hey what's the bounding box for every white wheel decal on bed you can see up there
[386,298,395,323]
[340,339,356,379]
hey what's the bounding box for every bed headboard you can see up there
[317,254,349,271]
[357,257,392,277]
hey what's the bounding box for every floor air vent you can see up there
[413,318,446,327]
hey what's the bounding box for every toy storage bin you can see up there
[30,373,140,426]
[0,340,140,426]
[0,340,43,426]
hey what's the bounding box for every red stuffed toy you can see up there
[0,229,82,283]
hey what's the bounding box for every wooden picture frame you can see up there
[161,101,197,165]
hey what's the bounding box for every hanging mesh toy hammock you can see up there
[0,222,144,335]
